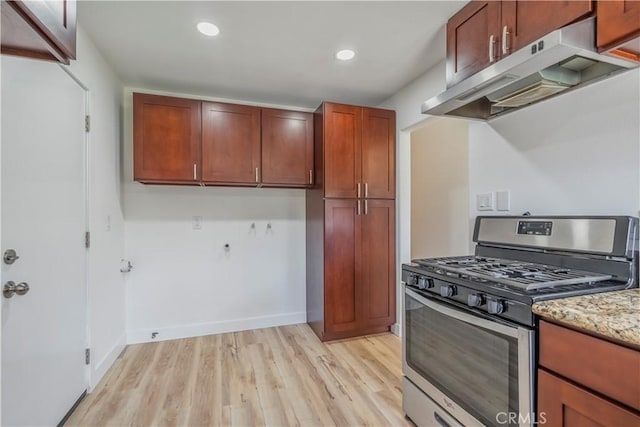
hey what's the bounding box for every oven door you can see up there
[403,286,534,427]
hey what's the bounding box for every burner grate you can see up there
[414,256,612,291]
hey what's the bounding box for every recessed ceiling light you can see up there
[197,22,220,37]
[336,49,355,61]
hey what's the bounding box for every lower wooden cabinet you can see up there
[538,320,640,427]
[538,369,640,427]
[308,198,396,341]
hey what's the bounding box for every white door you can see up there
[1,56,87,426]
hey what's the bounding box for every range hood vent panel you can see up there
[422,18,639,121]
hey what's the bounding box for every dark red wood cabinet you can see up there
[133,93,201,184]
[1,0,77,64]
[133,93,314,189]
[446,0,593,87]
[201,102,261,186]
[261,108,314,187]
[537,320,640,427]
[307,102,396,342]
[597,0,640,60]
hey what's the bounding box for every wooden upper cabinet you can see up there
[446,0,501,87]
[201,102,261,185]
[446,0,594,87]
[133,93,201,184]
[1,0,77,64]
[261,108,313,187]
[502,1,593,53]
[362,108,395,199]
[360,199,395,328]
[597,1,640,53]
[324,103,362,198]
[322,103,395,199]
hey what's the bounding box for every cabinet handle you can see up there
[255,167,259,183]
[365,183,368,198]
[364,199,368,215]
[357,183,361,198]
[502,26,510,55]
[489,34,496,63]
[357,200,361,216]
[309,169,313,185]
[193,163,197,180]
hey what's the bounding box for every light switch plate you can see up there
[477,193,494,211]
[496,190,510,211]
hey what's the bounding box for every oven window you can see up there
[406,293,520,426]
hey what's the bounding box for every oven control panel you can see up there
[517,220,553,236]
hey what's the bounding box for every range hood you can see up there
[422,18,639,121]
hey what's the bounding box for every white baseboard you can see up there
[90,332,126,391]
[390,322,402,337]
[126,311,307,344]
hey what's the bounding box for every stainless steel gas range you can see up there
[401,216,638,427]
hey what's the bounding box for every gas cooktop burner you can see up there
[414,256,612,291]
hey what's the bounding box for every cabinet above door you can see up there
[1,0,77,64]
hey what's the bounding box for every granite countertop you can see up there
[532,289,640,347]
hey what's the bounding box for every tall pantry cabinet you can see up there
[306,102,396,341]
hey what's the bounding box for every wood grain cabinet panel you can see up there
[597,0,640,52]
[324,199,360,334]
[1,0,77,64]
[201,102,261,185]
[323,103,362,198]
[361,199,396,327]
[362,108,396,199]
[133,93,201,184]
[261,108,313,187]
[538,369,640,427]
[446,0,501,87]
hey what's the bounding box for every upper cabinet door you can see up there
[446,0,502,87]
[501,1,593,54]
[597,0,640,51]
[1,0,77,64]
[201,102,261,185]
[261,108,313,187]
[133,93,201,184]
[324,103,362,198]
[362,108,395,200]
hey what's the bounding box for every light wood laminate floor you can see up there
[67,324,410,426]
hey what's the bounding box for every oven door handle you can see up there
[405,288,519,338]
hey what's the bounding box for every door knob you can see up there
[3,281,30,298]
[3,249,20,264]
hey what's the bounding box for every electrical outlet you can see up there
[496,190,510,211]
[106,215,111,231]
[477,193,494,211]
[192,216,202,230]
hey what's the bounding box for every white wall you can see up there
[468,69,640,218]
[411,118,470,259]
[122,89,307,344]
[67,27,126,389]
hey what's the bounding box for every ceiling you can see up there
[78,1,464,109]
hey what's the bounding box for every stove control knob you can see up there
[487,298,506,314]
[467,293,485,307]
[418,276,433,290]
[440,285,456,298]
[406,274,418,286]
